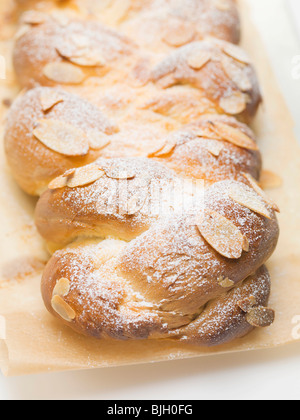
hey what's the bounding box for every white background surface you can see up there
[0,0,300,400]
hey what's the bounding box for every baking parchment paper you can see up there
[0,0,300,376]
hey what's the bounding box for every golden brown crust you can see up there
[42,252,272,343]
[118,179,279,315]
[7,0,279,347]
[151,40,262,124]
[42,251,272,344]
[12,16,258,118]
[7,12,262,195]
[15,0,240,47]
[120,0,241,51]
[13,15,137,89]
[37,158,279,343]
[152,114,262,183]
[172,265,272,346]
[4,87,118,195]
[34,155,266,249]
[5,86,262,195]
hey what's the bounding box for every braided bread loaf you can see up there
[15,0,241,47]
[5,0,280,346]
[7,14,261,195]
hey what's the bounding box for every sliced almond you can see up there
[33,119,89,157]
[43,62,85,84]
[229,183,272,219]
[88,131,111,150]
[66,52,106,68]
[50,11,70,26]
[64,169,77,177]
[57,44,106,68]
[104,166,136,180]
[246,306,275,328]
[66,165,105,188]
[219,92,248,115]
[48,169,75,190]
[243,172,280,213]
[40,90,64,112]
[242,235,250,252]
[187,50,212,70]
[237,296,257,313]
[206,141,224,157]
[51,295,76,322]
[221,57,252,91]
[218,277,234,288]
[222,43,252,64]
[124,194,146,216]
[53,278,71,297]
[193,127,222,140]
[209,122,258,151]
[97,0,114,12]
[154,73,177,89]
[21,10,47,25]
[214,0,231,11]
[104,0,130,23]
[48,176,68,190]
[69,34,91,49]
[162,21,195,47]
[147,141,166,157]
[148,140,177,158]
[197,209,248,259]
[260,170,283,190]
[14,25,31,40]
[131,59,151,87]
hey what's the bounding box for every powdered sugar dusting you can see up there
[8,1,279,345]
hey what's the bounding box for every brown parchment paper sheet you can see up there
[0,0,300,376]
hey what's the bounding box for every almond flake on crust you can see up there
[217,277,234,288]
[237,296,257,313]
[192,127,222,140]
[162,20,196,47]
[104,0,131,24]
[214,0,231,11]
[229,183,272,219]
[187,50,212,70]
[242,235,250,252]
[50,11,70,26]
[33,119,89,157]
[219,92,248,115]
[221,43,252,64]
[209,122,258,151]
[51,295,76,322]
[21,10,47,25]
[246,307,275,328]
[53,278,71,297]
[43,62,85,84]
[14,25,31,40]
[130,59,151,87]
[48,176,68,190]
[48,169,75,190]
[103,165,136,180]
[243,173,280,213]
[197,209,248,259]
[40,91,64,112]
[148,140,177,158]
[206,141,224,157]
[57,44,106,68]
[66,165,105,188]
[88,131,111,150]
[221,57,252,92]
[260,170,283,190]
[49,165,105,189]
[124,194,147,216]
